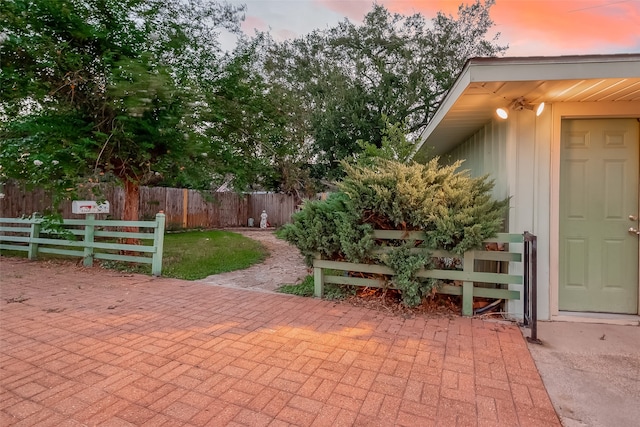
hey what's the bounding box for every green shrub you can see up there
[340,159,508,254]
[280,158,508,306]
[279,192,352,266]
[277,274,355,300]
[381,244,436,307]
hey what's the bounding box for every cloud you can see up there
[238,1,350,41]
[316,0,465,20]
[492,0,640,54]
[236,0,640,56]
[314,0,373,21]
[275,28,299,42]
[242,15,270,33]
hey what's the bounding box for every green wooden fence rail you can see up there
[0,212,166,276]
[313,230,531,317]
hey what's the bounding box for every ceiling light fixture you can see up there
[496,97,545,119]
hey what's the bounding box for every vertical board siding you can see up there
[103,185,125,221]
[187,190,208,229]
[447,120,508,201]
[164,187,185,229]
[0,182,298,229]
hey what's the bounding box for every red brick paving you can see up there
[0,258,561,426]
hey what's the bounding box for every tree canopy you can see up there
[195,36,316,198]
[262,0,506,180]
[1,0,508,219]
[0,0,252,219]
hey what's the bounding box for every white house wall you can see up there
[510,108,552,321]
[446,120,509,201]
[447,100,640,321]
[446,108,553,320]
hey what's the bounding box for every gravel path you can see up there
[196,228,310,292]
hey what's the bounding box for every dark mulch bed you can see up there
[340,287,508,321]
[340,288,459,319]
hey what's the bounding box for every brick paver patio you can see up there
[0,258,560,426]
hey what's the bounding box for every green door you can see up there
[559,119,639,313]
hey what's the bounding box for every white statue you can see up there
[260,210,268,228]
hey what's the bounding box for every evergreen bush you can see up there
[280,158,509,306]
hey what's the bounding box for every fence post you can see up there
[151,211,166,276]
[314,253,324,298]
[27,214,41,260]
[523,234,530,326]
[83,213,95,267]
[461,251,475,316]
[527,232,540,343]
[182,189,188,229]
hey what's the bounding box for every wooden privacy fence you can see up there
[0,213,166,276]
[314,230,538,326]
[0,182,298,229]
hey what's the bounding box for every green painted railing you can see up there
[0,212,166,276]
[314,230,534,317]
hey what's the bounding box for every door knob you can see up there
[630,215,639,221]
[629,227,640,235]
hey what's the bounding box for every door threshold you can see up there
[552,311,640,326]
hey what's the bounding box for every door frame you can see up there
[549,102,640,319]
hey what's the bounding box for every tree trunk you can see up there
[122,178,140,246]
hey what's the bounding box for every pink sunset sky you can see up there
[226,0,640,56]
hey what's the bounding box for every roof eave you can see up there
[412,53,640,159]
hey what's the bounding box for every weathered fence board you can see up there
[163,187,185,229]
[248,193,297,228]
[0,213,166,275]
[0,182,298,229]
[313,231,537,318]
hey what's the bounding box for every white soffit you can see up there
[415,54,640,156]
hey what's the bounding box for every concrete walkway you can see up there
[196,229,309,292]
[0,258,560,426]
[527,322,640,427]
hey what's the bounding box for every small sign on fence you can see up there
[71,200,110,214]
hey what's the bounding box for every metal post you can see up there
[524,232,541,344]
[523,233,530,326]
[530,234,540,343]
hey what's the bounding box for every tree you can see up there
[0,0,245,221]
[262,0,507,180]
[191,36,317,199]
[354,118,416,167]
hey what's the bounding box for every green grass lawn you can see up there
[1,230,268,280]
[160,230,267,280]
[277,272,356,300]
